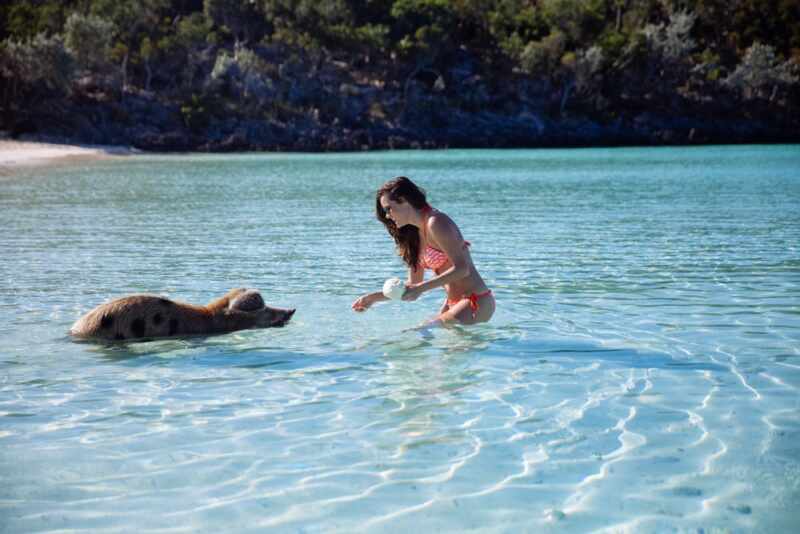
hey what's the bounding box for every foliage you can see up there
[541,0,606,46]
[64,13,116,72]
[210,45,276,106]
[327,23,390,53]
[176,12,215,48]
[542,44,605,115]
[0,0,798,135]
[204,0,266,44]
[390,0,457,57]
[487,0,548,61]
[572,46,605,95]
[1,33,73,92]
[724,42,799,100]
[633,9,697,91]
[641,10,696,64]
[180,92,214,131]
[597,30,628,61]
[258,0,365,52]
[519,31,566,76]
[0,1,70,41]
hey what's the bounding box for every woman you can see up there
[352,176,494,326]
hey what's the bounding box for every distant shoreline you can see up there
[0,138,137,176]
[1,135,797,176]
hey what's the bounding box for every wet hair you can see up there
[375,176,429,269]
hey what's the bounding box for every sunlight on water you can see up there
[1,145,799,532]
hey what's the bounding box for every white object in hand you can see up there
[382,277,406,300]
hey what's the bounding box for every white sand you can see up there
[0,139,135,174]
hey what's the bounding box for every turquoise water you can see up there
[1,146,799,532]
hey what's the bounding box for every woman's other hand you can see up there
[402,283,423,301]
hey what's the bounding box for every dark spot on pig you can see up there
[132,318,146,338]
[100,314,114,329]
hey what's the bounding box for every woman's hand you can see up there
[402,283,424,302]
[352,293,375,312]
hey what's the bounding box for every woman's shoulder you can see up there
[426,209,461,240]
[426,208,451,228]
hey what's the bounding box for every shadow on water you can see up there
[72,334,382,372]
[362,324,727,372]
[483,331,728,372]
[69,322,726,374]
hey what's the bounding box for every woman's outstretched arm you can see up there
[352,291,388,312]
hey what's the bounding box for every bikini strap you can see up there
[468,290,492,319]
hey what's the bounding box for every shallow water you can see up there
[1,146,799,532]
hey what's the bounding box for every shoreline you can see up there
[1,136,797,174]
[0,138,137,176]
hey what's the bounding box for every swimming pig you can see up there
[70,288,295,341]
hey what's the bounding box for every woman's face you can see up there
[380,194,414,227]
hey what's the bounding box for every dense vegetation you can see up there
[1,0,798,150]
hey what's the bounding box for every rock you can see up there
[133,130,195,151]
[218,130,249,151]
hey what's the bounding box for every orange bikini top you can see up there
[419,206,470,271]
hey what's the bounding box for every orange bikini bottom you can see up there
[447,290,493,318]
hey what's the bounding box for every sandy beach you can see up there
[0,139,135,175]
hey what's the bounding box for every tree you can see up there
[64,13,115,73]
[1,33,73,93]
[209,45,276,108]
[641,10,695,63]
[724,41,798,100]
[140,37,155,91]
[519,31,566,76]
[541,0,606,46]
[75,0,169,94]
[487,0,548,62]
[0,1,69,41]
[390,0,458,60]
[86,1,169,92]
[204,0,266,45]
[639,10,696,88]
[0,33,73,130]
[560,45,605,113]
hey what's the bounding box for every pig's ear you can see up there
[229,289,265,311]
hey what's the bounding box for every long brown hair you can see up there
[376,176,429,269]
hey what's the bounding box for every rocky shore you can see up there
[10,49,797,154]
[15,88,798,154]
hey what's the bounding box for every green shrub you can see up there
[64,13,115,71]
[1,33,73,93]
[180,93,213,131]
